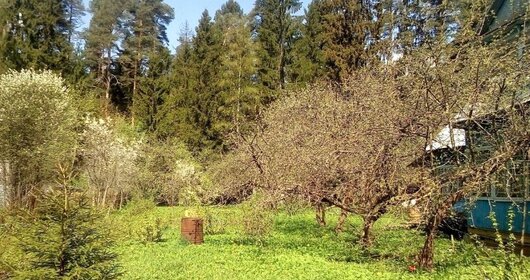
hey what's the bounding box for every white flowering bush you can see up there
[0,70,77,206]
[136,141,209,206]
[80,117,140,208]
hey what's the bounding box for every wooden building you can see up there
[430,0,530,247]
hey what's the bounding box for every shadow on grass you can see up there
[197,210,478,271]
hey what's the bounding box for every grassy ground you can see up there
[109,202,530,280]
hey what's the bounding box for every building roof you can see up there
[426,126,466,151]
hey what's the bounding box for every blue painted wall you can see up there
[468,199,530,233]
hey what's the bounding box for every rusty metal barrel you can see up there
[181,217,204,244]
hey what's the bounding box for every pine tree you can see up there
[118,0,174,124]
[84,0,127,113]
[63,0,85,45]
[252,0,302,93]
[15,165,121,279]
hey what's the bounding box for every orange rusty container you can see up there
[181,217,204,244]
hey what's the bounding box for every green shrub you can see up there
[241,204,273,239]
[135,140,209,206]
[123,198,157,216]
[136,218,165,244]
[204,210,228,235]
[471,208,530,279]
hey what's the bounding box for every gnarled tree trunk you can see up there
[315,202,326,226]
[360,214,379,248]
[335,209,348,233]
[418,217,439,270]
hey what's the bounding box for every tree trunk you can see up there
[315,202,326,226]
[360,215,377,248]
[101,185,109,208]
[417,192,463,270]
[104,48,112,117]
[335,209,348,233]
[418,222,437,271]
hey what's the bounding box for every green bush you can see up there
[136,218,165,244]
[123,198,157,216]
[471,208,530,279]
[241,203,273,239]
[135,140,209,206]
[203,210,228,235]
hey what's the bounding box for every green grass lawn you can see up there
[109,202,529,279]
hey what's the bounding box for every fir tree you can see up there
[136,48,172,133]
[290,0,326,84]
[189,9,223,150]
[157,24,197,142]
[318,0,373,84]
[0,0,75,72]
[15,165,121,279]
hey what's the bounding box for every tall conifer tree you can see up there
[189,9,223,150]
[252,0,302,93]
[84,0,127,112]
[290,0,326,84]
[157,24,196,141]
[214,0,260,142]
[0,0,77,72]
[118,0,174,123]
[318,0,373,83]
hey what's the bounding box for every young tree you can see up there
[15,164,121,279]
[80,117,140,208]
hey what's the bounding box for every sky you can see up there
[81,0,310,51]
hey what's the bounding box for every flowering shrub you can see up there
[80,117,141,208]
[0,69,77,206]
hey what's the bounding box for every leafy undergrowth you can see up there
[109,203,529,280]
